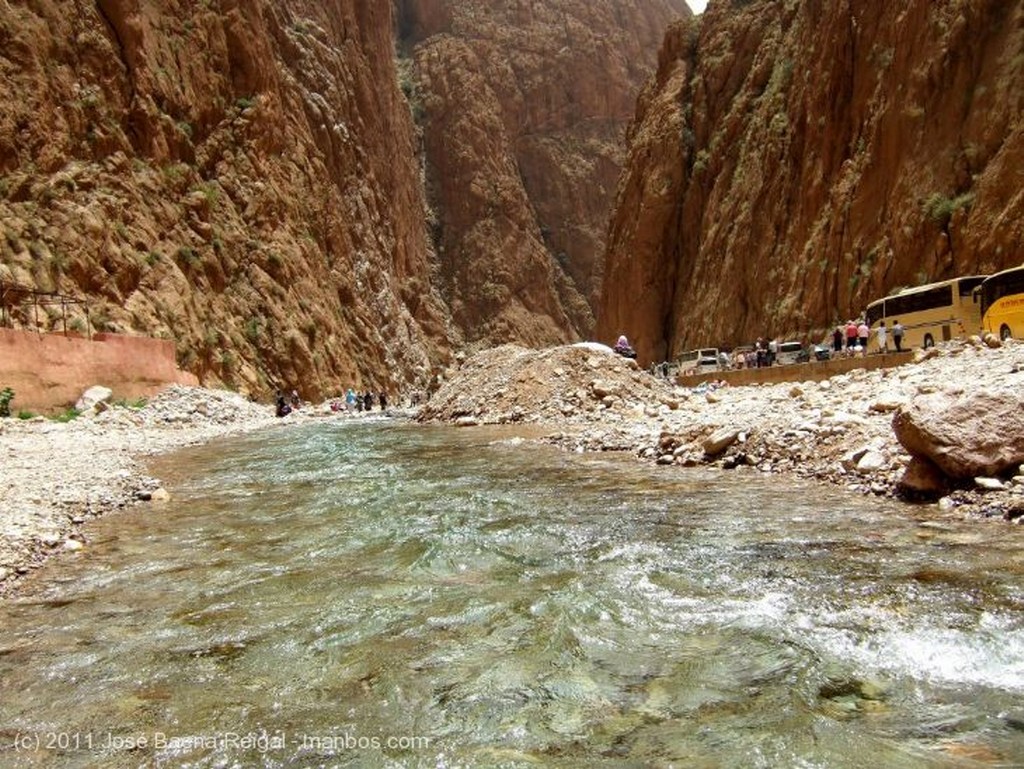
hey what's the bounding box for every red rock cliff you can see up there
[599,0,1024,364]
[397,0,691,348]
[0,0,451,399]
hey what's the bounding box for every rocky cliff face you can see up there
[599,0,1024,364]
[0,0,451,399]
[397,0,691,349]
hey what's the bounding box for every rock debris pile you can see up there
[421,339,1024,521]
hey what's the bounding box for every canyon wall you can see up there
[0,0,451,400]
[599,0,1024,364]
[397,0,691,349]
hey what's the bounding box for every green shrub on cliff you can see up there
[924,191,975,227]
[0,387,13,417]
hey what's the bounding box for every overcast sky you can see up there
[688,0,708,13]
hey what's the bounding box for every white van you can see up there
[678,348,720,375]
[774,341,805,366]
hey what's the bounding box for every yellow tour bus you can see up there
[979,264,1024,340]
[863,275,987,351]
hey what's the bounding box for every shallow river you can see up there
[1,421,1023,768]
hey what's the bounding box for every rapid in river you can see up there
[1,421,1022,767]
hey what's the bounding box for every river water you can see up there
[1,421,1023,768]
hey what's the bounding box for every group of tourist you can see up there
[733,342,773,369]
[274,389,301,417]
[274,387,390,417]
[832,318,904,355]
[336,388,388,413]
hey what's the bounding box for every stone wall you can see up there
[0,329,198,412]
[676,351,916,389]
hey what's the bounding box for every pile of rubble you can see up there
[421,339,1024,521]
[418,343,679,425]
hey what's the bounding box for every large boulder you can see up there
[892,389,1024,479]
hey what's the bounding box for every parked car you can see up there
[813,344,832,362]
[678,348,720,375]
[774,340,805,366]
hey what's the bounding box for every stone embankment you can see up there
[420,339,1024,521]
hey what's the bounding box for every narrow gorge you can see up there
[599,0,1024,363]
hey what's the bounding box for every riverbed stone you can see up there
[856,451,887,474]
[75,385,113,414]
[870,397,903,413]
[975,477,1006,491]
[591,379,625,399]
[892,389,1024,479]
[898,457,948,499]
[703,427,740,456]
[983,333,1003,349]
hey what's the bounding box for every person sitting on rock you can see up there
[613,334,637,359]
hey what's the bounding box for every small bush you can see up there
[0,387,14,417]
[176,246,201,266]
[51,407,80,423]
[112,397,148,409]
[924,191,975,226]
[17,409,35,420]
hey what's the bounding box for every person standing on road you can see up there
[876,321,888,353]
[845,320,859,352]
[892,320,904,352]
[857,319,870,351]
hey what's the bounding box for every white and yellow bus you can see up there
[979,264,1024,340]
[863,275,987,351]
